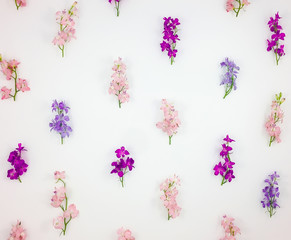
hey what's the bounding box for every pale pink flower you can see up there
[53,216,64,229]
[54,171,66,180]
[242,0,250,5]
[8,220,26,240]
[16,0,26,7]
[220,215,241,240]
[63,204,79,219]
[226,0,234,12]
[16,79,30,92]
[1,86,12,100]
[117,228,135,240]
[51,186,66,207]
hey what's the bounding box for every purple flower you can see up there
[49,100,72,144]
[220,58,240,99]
[213,162,226,176]
[110,147,135,187]
[261,171,280,217]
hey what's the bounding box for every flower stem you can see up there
[61,136,64,145]
[18,177,22,183]
[269,136,275,147]
[171,56,174,65]
[168,212,171,220]
[169,135,172,145]
[118,100,121,108]
[120,177,124,187]
[15,0,20,10]
[115,1,120,17]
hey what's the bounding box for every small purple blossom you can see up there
[49,100,72,144]
[110,146,135,187]
[7,143,28,182]
[220,58,240,99]
[267,12,285,65]
[160,17,180,65]
[261,171,280,218]
[213,135,236,186]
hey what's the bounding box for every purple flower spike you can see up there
[213,135,236,186]
[261,171,280,218]
[110,146,135,187]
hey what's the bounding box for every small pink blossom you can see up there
[53,216,64,229]
[226,0,234,12]
[63,204,79,219]
[1,86,12,100]
[8,220,26,240]
[117,227,135,240]
[16,79,30,92]
[54,171,66,180]
[220,215,241,240]
[15,0,26,10]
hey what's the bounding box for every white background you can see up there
[0,0,290,239]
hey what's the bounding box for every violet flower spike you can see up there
[261,171,280,218]
[110,146,135,187]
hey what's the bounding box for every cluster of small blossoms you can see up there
[51,171,79,235]
[108,0,121,17]
[160,17,180,65]
[220,215,241,240]
[261,171,280,218]
[52,2,78,57]
[160,175,181,220]
[213,135,236,186]
[110,146,135,187]
[220,58,240,99]
[7,144,28,183]
[0,55,30,101]
[108,57,129,108]
[49,100,72,144]
[7,220,26,240]
[117,227,135,240]
[265,92,285,147]
[14,0,26,10]
[226,0,250,17]
[156,99,180,145]
[267,12,285,65]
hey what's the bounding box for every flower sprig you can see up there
[117,227,135,240]
[8,220,26,240]
[261,171,280,218]
[220,215,241,240]
[265,92,285,147]
[213,135,236,186]
[51,171,79,236]
[226,0,250,17]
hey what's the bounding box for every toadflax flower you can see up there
[261,171,280,218]
[213,135,236,186]
[49,100,72,144]
[7,143,28,183]
[156,99,180,145]
[117,227,135,240]
[160,17,180,65]
[265,92,285,147]
[110,146,135,187]
[14,0,26,10]
[160,175,181,220]
[7,220,26,240]
[267,12,285,65]
[220,215,241,240]
[51,171,79,235]
[108,57,129,108]
[220,58,240,99]
[0,54,30,101]
[52,2,78,57]
[108,0,122,17]
[226,0,250,17]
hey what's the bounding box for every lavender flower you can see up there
[49,100,72,144]
[213,135,236,185]
[261,171,280,218]
[220,58,240,99]
[110,146,135,187]
[160,17,180,65]
[7,143,28,182]
[267,12,285,65]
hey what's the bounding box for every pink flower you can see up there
[226,0,250,16]
[53,216,64,229]
[51,186,66,207]
[63,204,79,219]
[8,220,26,240]
[242,0,250,5]
[1,86,11,100]
[226,0,234,12]
[220,215,241,240]
[16,79,30,92]
[54,171,66,180]
[117,228,135,240]
[16,0,26,7]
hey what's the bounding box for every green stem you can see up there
[118,100,121,108]
[61,136,64,145]
[171,56,174,65]
[168,212,171,220]
[115,1,120,16]
[18,177,22,183]
[15,0,20,10]
[169,135,172,145]
[120,176,124,187]
[223,77,234,99]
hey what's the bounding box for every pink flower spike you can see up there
[221,215,241,239]
[54,171,66,180]
[8,220,26,240]
[1,86,12,100]
[117,227,135,240]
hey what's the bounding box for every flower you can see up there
[15,0,26,10]
[8,220,26,240]
[213,135,236,186]
[226,0,250,17]
[267,12,285,65]
[53,216,64,230]
[160,17,180,65]
[108,0,122,17]
[108,57,129,108]
[49,100,72,144]
[6,143,28,183]
[156,99,180,145]
[0,56,29,101]
[110,146,135,187]
[261,171,280,218]
[220,215,241,240]
[63,204,79,219]
[53,2,78,57]
[220,58,240,99]
[265,92,285,147]
[54,171,66,180]
[117,227,135,240]
[160,175,181,220]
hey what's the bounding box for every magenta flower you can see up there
[52,2,78,57]
[0,55,30,101]
[220,215,241,239]
[108,0,122,17]
[156,99,181,145]
[265,92,285,147]
[213,135,236,186]
[226,0,250,17]
[51,171,79,236]
[7,220,26,240]
[15,0,26,10]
